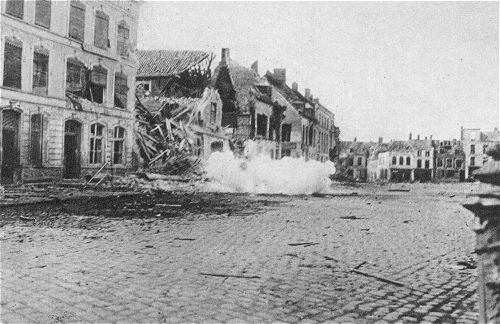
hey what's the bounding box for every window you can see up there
[69,1,85,42]
[114,72,128,108]
[470,145,475,154]
[483,145,488,154]
[437,158,443,167]
[446,159,452,168]
[425,160,430,169]
[210,103,217,124]
[281,124,291,142]
[117,21,130,57]
[3,40,22,89]
[455,159,462,169]
[256,114,267,137]
[348,158,353,166]
[94,11,109,49]
[392,156,397,165]
[417,150,421,157]
[358,157,363,166]
[66,58,86,96]
[89,65,107,103]
[406,157,410,165]
[33,49,49,95]
[425,151,430,157]
[417,159,422,168]
[399,156,403,165]
[470,157,475,166]
[313,129,316,147]
[308,127,313,146]
[5,0,24,18]
[112,126,125,164]
[30,114,43,166]
[35,0,51,28]
[89,123,104,164]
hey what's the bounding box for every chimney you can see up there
[430,135,433,140]
[292,82,298,91]
[354,137,357,142]
[305,88,311,99]
[378,137,383,144]
[313,98,319,105]
[495,127,499,133]
[453,138,457,145]
[251,61,258,74]
[425,136,427,140]
[417,134,420,140]
[409,132,412,140]
[221,48,230,65]
[273,68,286,84]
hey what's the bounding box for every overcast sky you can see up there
[137,1,499,142]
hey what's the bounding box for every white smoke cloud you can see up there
[202,141,336,195]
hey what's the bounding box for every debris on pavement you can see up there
[199,272,261,279]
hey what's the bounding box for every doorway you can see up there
[1,110,20,184]
[63,120,81,179]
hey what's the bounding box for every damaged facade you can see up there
[338,139,373,181]
[135,50,228,168]
[434,139,465,182]
[212,48,339,161]
[1,0,140,184]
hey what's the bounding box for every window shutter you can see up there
[117,23,129,57]
[42,115,49,164]
[5,0,24,19]
[94,11,109,49]
[69,1,85,42]
[90,66,107,87]
[3,41,22,89]
[35,0,51,28]
[114,73,128,108]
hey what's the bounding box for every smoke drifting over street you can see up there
[203,141,336,195]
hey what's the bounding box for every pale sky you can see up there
[137,1,499,142]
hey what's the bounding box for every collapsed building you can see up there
[135,50,229,173]
[212,48,339,161]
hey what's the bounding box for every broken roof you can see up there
[137,50,210,78]
[212,59,271,110]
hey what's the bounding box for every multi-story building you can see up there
[264,69,315,159]
[461,127,500,179]
[368,134,435,182]
[434,139,465,182]
[212,49,282,158]
[338,139,373,181]
[1,0,141,184]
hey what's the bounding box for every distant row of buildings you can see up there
[338,128,499,182]
[1,0,340,185]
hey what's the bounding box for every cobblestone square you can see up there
[0,184,480,323]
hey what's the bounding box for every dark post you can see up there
[463,144,500,324]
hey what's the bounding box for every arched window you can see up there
[399,156,404,165]
[392,156,397,165]
[94,11,109,49]
[112,126,125,164]
[89,123,104,164]
[406,156,410,165]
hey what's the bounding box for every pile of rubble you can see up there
[135,88,223,175]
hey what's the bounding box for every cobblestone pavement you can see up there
[0,185,480,323]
